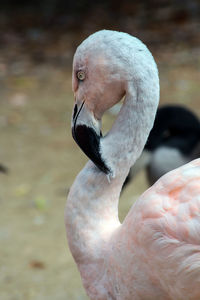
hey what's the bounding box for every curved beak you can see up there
[72,101,111,174]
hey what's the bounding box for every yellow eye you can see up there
[77,71,85,81]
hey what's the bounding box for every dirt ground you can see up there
[0,31,200,300]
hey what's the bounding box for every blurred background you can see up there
[0,1,200,299]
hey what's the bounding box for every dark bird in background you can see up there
[124,105,200,187]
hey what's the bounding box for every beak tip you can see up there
[72,124,111,174]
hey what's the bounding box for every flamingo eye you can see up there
[77,71,85,81]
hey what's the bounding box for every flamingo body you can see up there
[122,159,200,299]
[65,30,200,300]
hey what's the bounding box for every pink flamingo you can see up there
[65,30,200,300]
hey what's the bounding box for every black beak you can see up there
[72,103,111,174]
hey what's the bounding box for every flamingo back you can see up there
[122,158,200,299]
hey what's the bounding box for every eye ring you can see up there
[77,70,85,81]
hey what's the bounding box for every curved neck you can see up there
[65,67,159,290]
[65,79,159,250]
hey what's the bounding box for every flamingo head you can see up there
[71,31,129,174]
[71,30,158,174]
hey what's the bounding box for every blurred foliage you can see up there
[0,0,199,78]
[1,0,200,20]
[0,0,200,43]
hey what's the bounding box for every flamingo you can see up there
[125,105,200,187]
[65,30,200,300]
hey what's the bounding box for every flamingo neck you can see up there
[65,59,159,292]
[65,160,122,291]
[65,84,158,267]
[65,162,121,258]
